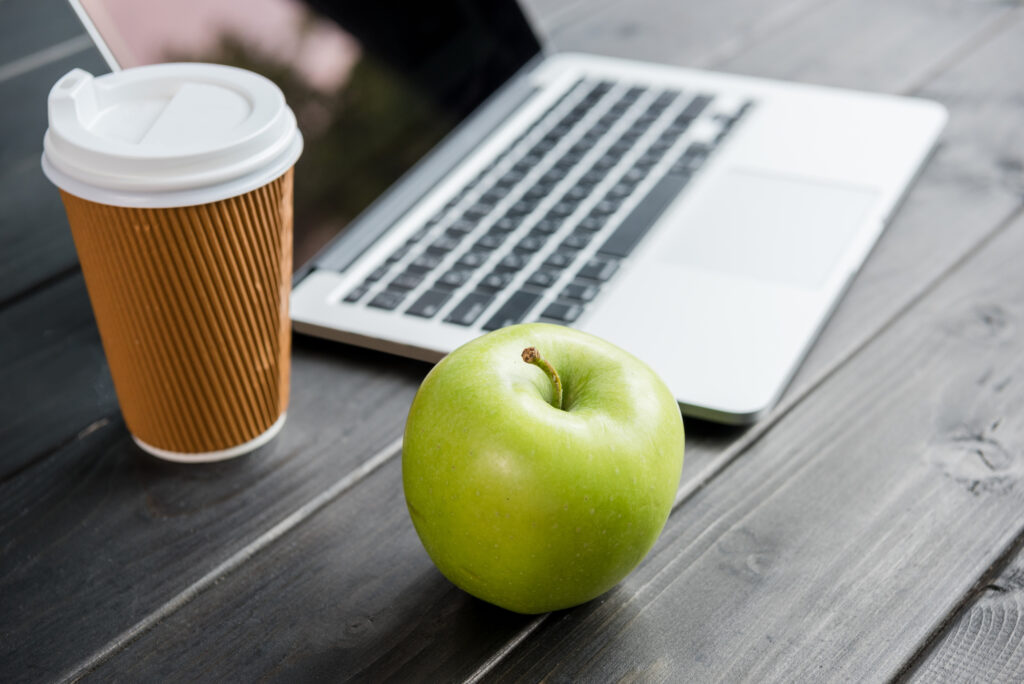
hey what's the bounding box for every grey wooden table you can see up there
[3,0,1024,681]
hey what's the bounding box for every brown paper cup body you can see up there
[59,169,294,458]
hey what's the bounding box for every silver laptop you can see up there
[72,0,946,424]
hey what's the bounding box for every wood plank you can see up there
[718,0,1014,92]
[907,542,1024,682]
[0,273,117,481]
[489,206,1024,681]
[4,1,1021,682]
[0,333,427,682]
[484,14,1024,680]
[76,456,545,683]
[533,0,834,68]
[84,208,1024,682]
[0,48,110,305]
[0,0,86,66]
[82,9,1024,677]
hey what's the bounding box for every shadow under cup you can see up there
[60,170,294,461]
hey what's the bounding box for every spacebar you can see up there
[598,171,690,258]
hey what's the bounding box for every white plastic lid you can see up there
[42,63,303,208]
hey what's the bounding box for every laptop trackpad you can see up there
[660,170,879,290]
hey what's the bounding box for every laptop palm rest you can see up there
[661,170,879,290]
[581,170,880,421]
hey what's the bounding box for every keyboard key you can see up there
[607,182,634,199]
[389,271,424,291]
[564,185,591,201]
[671,142,711,174]
[548,201,578,217]
[516,235,548,252]
[678,94,713,121]
[562,281,600,302]
[436,268,474,290]
[448,218,476,234]
[533,218,562,234]
[344,284,370,303]
[493,216,521,232]
[653,91,678,108]
[366,264,389,282]
[622,167,648,183]
[561,232,592,251]
[648,138,675,154]
[608,139,633,155]
[531,139,557,155]
[475,233,506,251]
[592,199,621,215]
[429,236,461,254]
[541,301,584,323]
[663,121,690,138]
[386,244,412,263]
[481,186,510,203]
[540,170,563,185]
[599,171,691,259]
[526,269,560,289]
[622,86,645,102]
[578,256,619,281]
[464,202,493,219]
[578,215,606,232]
[497,253,531,272]
[445,292,495,326]
[523,184,551,200]
[482,290,543,331]
[456,251,489,269]
[508,198,538,216]
[368,290,405,311]
[409,253,443,273]
[495,169,526,187]
[406,289,452,318]
[478,271,516,293]
[544,251,576,270]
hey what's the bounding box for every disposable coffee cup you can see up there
[42,63,303,462]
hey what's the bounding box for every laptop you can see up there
[70,0,946,424]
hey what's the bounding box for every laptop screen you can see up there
[76,0,542,266]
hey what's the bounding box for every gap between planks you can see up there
[897,519,1024,681]
[57,436,403,684]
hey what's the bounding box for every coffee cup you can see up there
[42,63,302,462]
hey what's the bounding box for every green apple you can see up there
[402,322,684,614]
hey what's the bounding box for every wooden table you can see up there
[3,0,1024,681]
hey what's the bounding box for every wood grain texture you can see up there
[0,48,109,305]
[79,457,547,683]
[84,208,1024,681]
[533,0,834,69]
[0,0,86,66]
[2,0,1024,682]
[718,0,1016,92]
[909,548,1024,683]
[0,273,118,481]
[0,336,426,682]
[489,206,1024,683]
[83,11,1024,678]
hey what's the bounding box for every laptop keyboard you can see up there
[342,79,752,329]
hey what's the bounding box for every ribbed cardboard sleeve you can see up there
[60,170,294,455]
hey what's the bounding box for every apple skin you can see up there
[402,322,684,614]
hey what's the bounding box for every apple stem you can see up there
[522,347,563,410]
